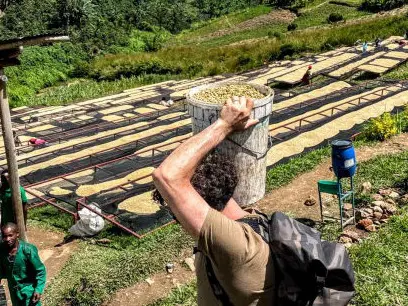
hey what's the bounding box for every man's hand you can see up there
[31,292,41,304]
[219,96,259,133]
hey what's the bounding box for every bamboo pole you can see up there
[0,69,27,241]
[0,35,69,51]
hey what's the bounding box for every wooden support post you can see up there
[0,69,27,241]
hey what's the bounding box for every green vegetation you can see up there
[386,62,408,80]
[174,5,273,43]
[327,12,345,23]
[87,15,408,83]
[29,206,74,231]
[363,112,399,141]
[149,281,198,306]
[349,207,408,305]
[44,224,192,306]
[361,0,408,12]
[266,146,331,191]
[295,3,369,29]
[329,0,363,7]
[360,107,408,141]
[24,74,178,107]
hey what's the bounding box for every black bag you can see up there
[268,211,355,306]
[205,211,355,306]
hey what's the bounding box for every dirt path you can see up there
[254,133,408,219]
[3,225,77,306]
[105,253,196,306]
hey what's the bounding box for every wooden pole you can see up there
[0,68,27,241]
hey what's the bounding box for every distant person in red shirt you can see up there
[302,65,313,86]
[28,138,48,147]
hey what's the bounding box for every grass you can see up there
[295,3,370,29]
[29,206,74,231]
[24,74,178,107]
[174,6,272,44]
[266,146,331,191]
[191,23,288,48]
[329,0,363,7]
[148,281,197,306]
[385,62,408,80]
[89,14,408,85]
[43,223,193,306]
[349,207,408,305]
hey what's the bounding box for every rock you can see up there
[304,195,317,206]
[380,202,397,215]
[343,203,353,211]
[373,220,381,225]
[373,212,383,220]
[166,263,174,274]
[342,210,352,219]
[373,206,383,214]
[389,191,400,199]
[344,242,353,249]
[145,278,154,286]
[372,200,386,207]
[380,213,388,220]
[379,188,392,196]
[357,218,373,229]
[385,198,396,205]
[340,230,359,242]
[365,225,377,232]
[360,182,372,194]
[172,278,179,286]
[184,257,196,272]
[95,238,112,245]
[371,194,384,201]
[356,210,370,221]
[363,207,374,214]
[379,219,388,224]
[398,194,408,205]
[338,236,353,244]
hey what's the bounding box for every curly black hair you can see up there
[153,151,238,211]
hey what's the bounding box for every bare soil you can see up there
[104,251,196,306]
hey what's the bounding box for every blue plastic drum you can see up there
[331,139,357,178]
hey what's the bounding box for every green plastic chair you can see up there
[317,178,355,228]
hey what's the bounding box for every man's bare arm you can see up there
[153,96,258,238]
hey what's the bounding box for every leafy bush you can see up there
[88,55,183,80]
[361,0,407,12]
[278,42,306,59]
[268,31,283,39]
[287,23,298,31]
[327,13,344,23]
[363,112,398,141]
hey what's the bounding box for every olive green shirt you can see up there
[0,187,28,226]
[195,208,276,306]
[0,241,46,306]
